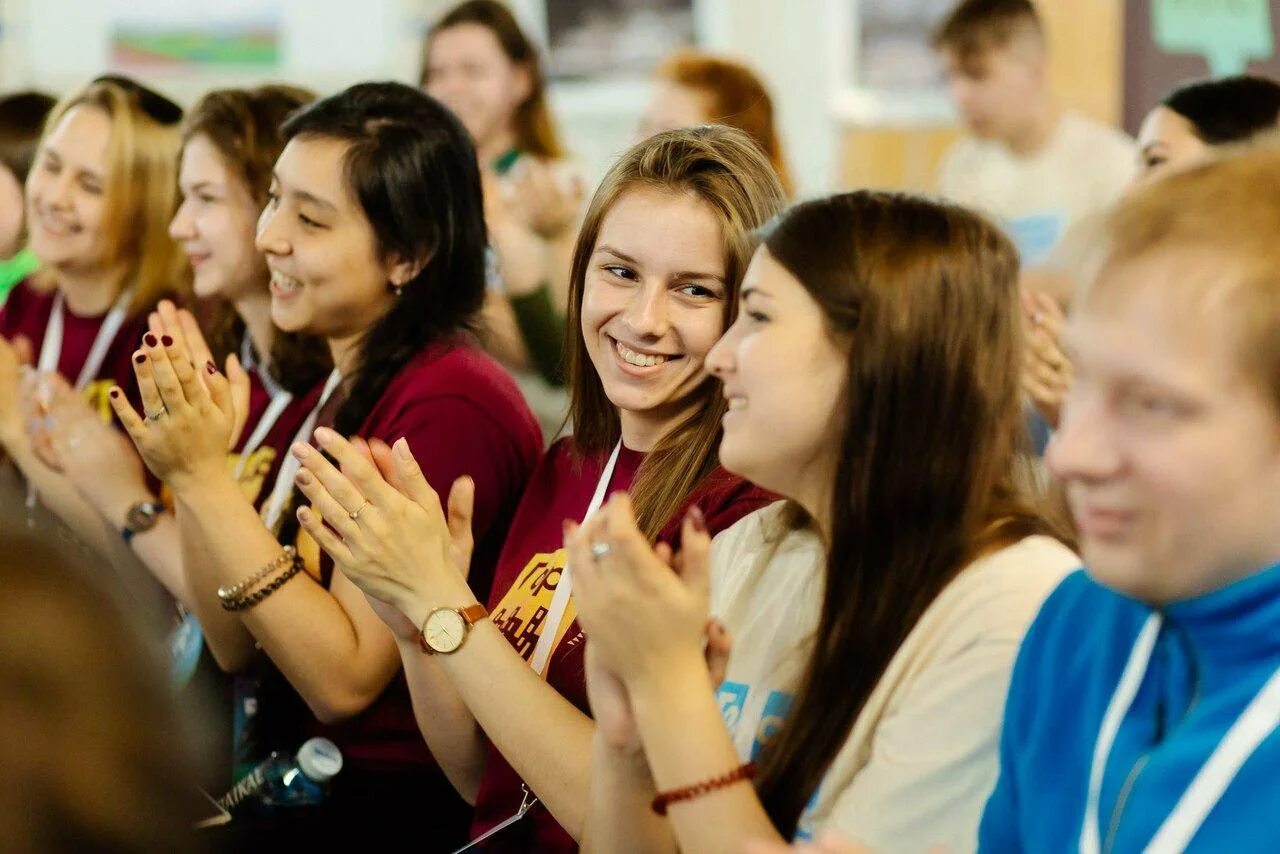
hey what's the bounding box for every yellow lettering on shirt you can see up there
[490,549,578,664]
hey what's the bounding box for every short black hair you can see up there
[1162,75,1280,145]
[931,0,1043,57]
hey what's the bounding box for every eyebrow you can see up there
[741,286,773,300]
[40,145,105,183]
[594,244,726,284]
[271,172,337,213]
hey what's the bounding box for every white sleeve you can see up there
[1089,130,1138,209]
[814,636,1022,854]
[936,140,971,199]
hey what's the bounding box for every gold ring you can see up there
[349,500,371,521]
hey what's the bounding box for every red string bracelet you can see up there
[651,762,757,816]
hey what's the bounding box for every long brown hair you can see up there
[422,0,564,159]
[38,77,187,316]
[566,126,785,540]
[182,85,331,395]
[655,50,794,196]
[751,191,1066,836]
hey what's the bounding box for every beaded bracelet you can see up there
[217,547,297,603]
[220,552,304,612]
[651,762,756,816]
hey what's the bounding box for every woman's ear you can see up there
[387,252,430,291]
[512,62,534,106]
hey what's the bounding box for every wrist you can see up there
[103,488,160,530]
[629,647,714,715]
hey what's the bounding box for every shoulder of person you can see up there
[382,336,533,416]
[920,535,1083,652]
[1060,110,1136,156]
[709,501,822,594]
[694,469,777,530]
[938,136,986,179]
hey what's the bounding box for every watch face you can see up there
[125,502,161,532]
[424,608,467,653]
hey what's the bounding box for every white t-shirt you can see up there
[709,501,1079,852]
[937,110,1134,266]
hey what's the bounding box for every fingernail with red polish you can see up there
[109,388,120,399]
[161,335,173,347]
[134,353,146,364]
[143,333,158,348]
[687,505,707,533]
[205,361,217,375]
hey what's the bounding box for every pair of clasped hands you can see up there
[0,302,250,522]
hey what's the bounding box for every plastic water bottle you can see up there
[217,737,343,816]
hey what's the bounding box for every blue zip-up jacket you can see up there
[980,565,1280,852]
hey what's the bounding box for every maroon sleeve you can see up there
[378,393,534,600]
[658,471,778,548]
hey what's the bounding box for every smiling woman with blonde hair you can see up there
[0,75,186,540]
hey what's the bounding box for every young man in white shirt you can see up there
[933,0,1134,271]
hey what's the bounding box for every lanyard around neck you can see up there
[527,441,623,677]
[260,369,341,532]
[232,337,294,481]
[1081,612,1280,852]
[38,288,133,390]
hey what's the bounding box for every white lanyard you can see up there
[38,288,133,390]
[527,440,622,677]
[1081,613,1280,853]
[232,338,293,480]
[260,369,340,532]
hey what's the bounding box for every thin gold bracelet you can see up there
[217,547,297,603]
[220,553,304,612]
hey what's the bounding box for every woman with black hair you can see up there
[1023,74,1280,430]
[1135,74,1280,186]
[109,82,542,840]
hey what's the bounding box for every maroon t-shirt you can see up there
[293,335,543,772]
[469,437,775,852]
[0,279,152,413]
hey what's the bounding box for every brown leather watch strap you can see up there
[459,603,489,626]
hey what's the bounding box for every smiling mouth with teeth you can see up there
[614,339,673,368]
[270,269,303,294]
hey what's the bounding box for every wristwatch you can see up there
[122,501,165,544]
[418,603,489,655]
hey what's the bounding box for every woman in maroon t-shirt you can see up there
[37,86,332,621]
[0,76,186,531]
[108,83,542,843]
[291,126,787,852]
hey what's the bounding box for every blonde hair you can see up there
[565,126,786,540]
[1087,145,1280,407]
[40,78,187,316]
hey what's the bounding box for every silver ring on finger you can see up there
[349,499,371,521]
[590,541,612,562]
[145,405,167,422]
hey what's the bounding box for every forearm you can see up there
[434,622,597,839]
[509,285,566,386]
[396,636,489,803]
[479,293,533,372]
[8,438,119,556]
[582,734,675,854]
[546,229,575,311]
[176,479,398,720]
[125,517,192,605]
[631,655,782,853]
